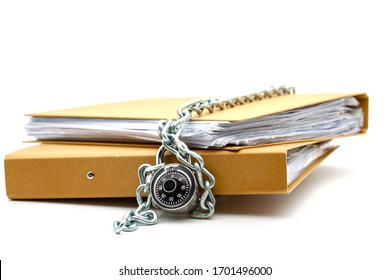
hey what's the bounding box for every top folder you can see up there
[25,92,368,149]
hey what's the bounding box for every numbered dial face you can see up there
[151,164,197,211]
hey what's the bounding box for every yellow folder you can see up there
[26,92,368,149]
[5,141,337,199]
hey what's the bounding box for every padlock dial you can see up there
[151,163,198,213]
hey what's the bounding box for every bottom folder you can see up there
[4,141,337,199]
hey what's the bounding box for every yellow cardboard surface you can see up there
[5,141,336,199]
[27,93,368,124]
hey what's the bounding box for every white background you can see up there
[0,1,389,279]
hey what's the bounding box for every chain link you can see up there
[177,86,295,118]
[114,86,295,233]
[113,164,161,233]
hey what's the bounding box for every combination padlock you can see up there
[150,147,199,214]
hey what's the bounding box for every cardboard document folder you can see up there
[6,92,368,199]
[25,93,369,149]
[5,141,336,199]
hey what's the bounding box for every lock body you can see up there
[151,163,199,214]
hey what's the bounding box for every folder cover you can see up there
[4,141,337,199]
[27,92,368,122]
[25,93,368,149]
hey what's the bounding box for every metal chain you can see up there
[177,86,295,118]
[157,122,216,219]
[113,164,161,233]
[113,86,295,233]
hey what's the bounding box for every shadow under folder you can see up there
[215,165,354,217]
[12,166,353,218]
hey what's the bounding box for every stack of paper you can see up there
[26,97,363,148]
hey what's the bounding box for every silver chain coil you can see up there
[113,86,295,233]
